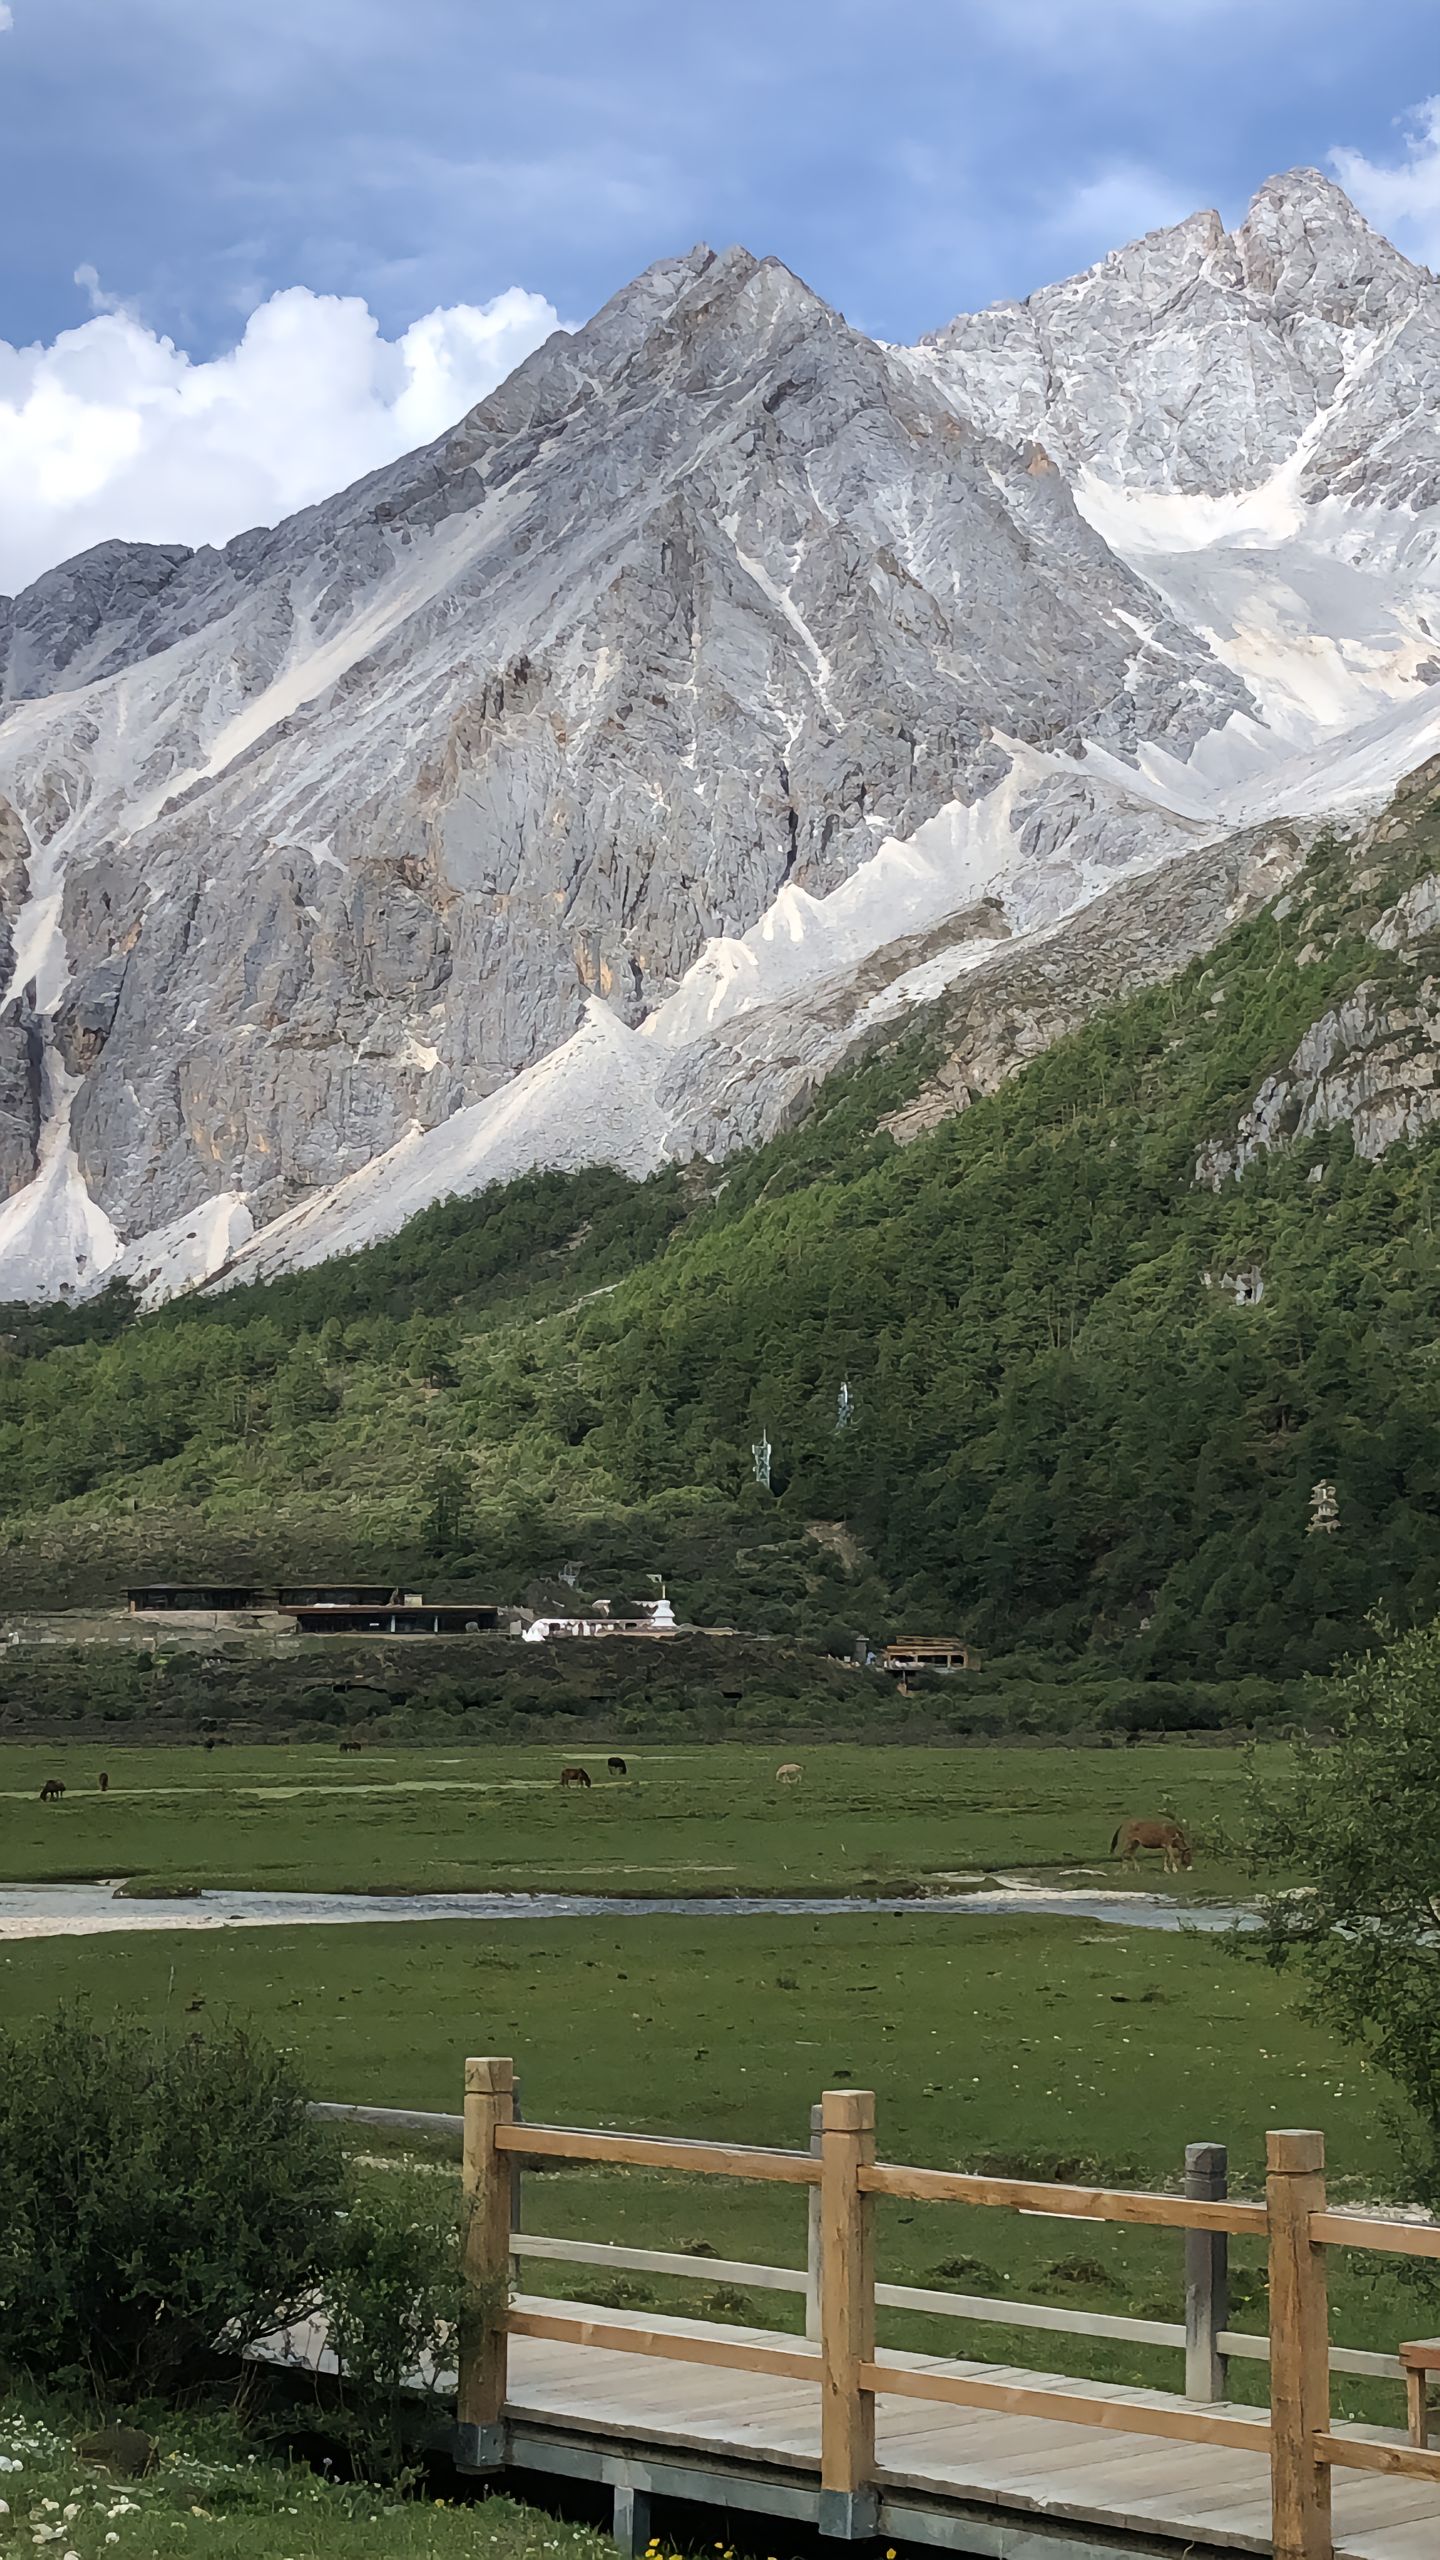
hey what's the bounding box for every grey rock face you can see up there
[0,541,199,706]
[910,170,1437,503]
[0,241,1251,1251]
[1369,871,1440,951]
[53,957,127,1076]
[1195,976,1440,1183]
[4,171,1440,1293]
[0,998,41,1202]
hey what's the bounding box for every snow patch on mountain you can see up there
[0,1066,118,1301]
[1075,474,1440,745]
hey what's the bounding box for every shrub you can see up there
[326,2174,464,2479]
[0,2009,344,2399]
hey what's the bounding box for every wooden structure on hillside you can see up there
[124,1584,505,1635]
[288,1600,504,1636]
[882,1637,977,1680]
[286,2071,1440,2560]
[127,1583,266,1612]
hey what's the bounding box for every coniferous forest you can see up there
[6,796,1440,1723]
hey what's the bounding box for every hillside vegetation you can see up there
[7,774,1440,1703]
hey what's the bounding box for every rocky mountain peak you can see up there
[908,163,1440,498]
[1236,166,1424,326]
[5,173,1440,1304]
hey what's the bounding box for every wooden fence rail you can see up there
[392,2066,1440,2560]
[306,2102,1405,2382]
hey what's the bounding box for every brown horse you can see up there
[98,1772,109,1793]
[1111,1816,1192,1873]
[39,1778,65,1803]
[607,1756,627,1777]
[559,1766,591,1790]
[339,1739,363,1754]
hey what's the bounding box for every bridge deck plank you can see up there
[251,2298,1440,2556]
[503,2303,1440,2558]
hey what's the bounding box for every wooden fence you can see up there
[441,2061,1440,2560]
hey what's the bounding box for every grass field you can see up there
[0,1897,1420,2420]
[0,1741,1265,1897]
[0,2406,620,2560]
[6,1736,1421,2432]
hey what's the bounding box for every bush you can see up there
[0,2009,345,2398]
[326,2175,464,2479]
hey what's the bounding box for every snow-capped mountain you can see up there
[5,171,1440,1301]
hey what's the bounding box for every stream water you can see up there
[0,1881,1256,1938]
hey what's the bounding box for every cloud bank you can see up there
[0,281,561,594]
[1332,97,1440,268]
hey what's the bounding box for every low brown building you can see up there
[881,1637,977,1678]
[289,1601,503,1636]
[128,1585,265,1613]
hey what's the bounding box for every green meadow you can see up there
[4,1735,1424,2428]
[0,1740,1261,1896]
[0,1896,1420,2424]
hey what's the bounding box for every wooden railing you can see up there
[396,2065,1440,2559]
[313,2100,1402,2387]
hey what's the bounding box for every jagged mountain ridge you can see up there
[4,171,1440,1302]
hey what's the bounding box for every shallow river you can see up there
[0,1881,1255,1938]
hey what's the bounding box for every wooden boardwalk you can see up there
[496,2298,1440,2560]
[299,2067,1440,2560]
[261,2294,1440,2558]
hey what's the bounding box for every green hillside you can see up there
[6,773,1440,1706]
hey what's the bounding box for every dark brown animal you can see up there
[339,1739,363,1753]
[1111,1816,1193,1873]
[99,1772,109,1793]
[39,1778,65,1802]
[607,1756,627,1777]
[559,1765,592,1790]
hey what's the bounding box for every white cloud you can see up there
[0,281,562,594]
[1332,98,1440,269]
[1043,164,1195,256]
[0,7,13,29]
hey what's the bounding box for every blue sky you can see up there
[6,0,1440,347]
[2,0,1440,586]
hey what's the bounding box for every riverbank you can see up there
[0,1877,1256,1937]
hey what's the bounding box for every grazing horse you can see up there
[775,1763,802,1786]
[339,1739,363,1754]
[39,1779,65,1803]
[607,1756,627,1777]
[98,1772,109,1793]
[559,1765,592,1790]
[1111,1816,1193,1873]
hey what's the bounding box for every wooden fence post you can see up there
[1185,2140,1229,2402]
[819,2087,878,2539]
[806,2101,823,2342]
[509,2075,524,2285]
[1267,2128,1332,2560]
[457,2055,515,2472]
